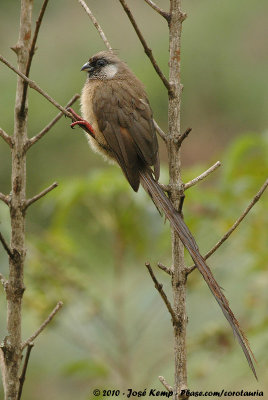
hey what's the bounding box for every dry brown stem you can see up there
[21,301,63,350]
[159,375,173,392]
[0,192,10,206]
[153,120,167,142]
[145,263,179,325]
[25,94,80,151]
[143,0,170,21]
[0,127,13,147]
[0,2,64,398]
[175,127,192,147]
[184,161,222,190]
[1,2,33,398]
[0,55,73,119]
[0,232,13,259]
[78,0,112,50]
[168,1,188,398]
[24,182,58,210]
[17,343,34,400]
[119,0,171,94]
[20,0,50,114]
[157,262,172,276]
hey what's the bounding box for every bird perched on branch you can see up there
[69,50,256,379]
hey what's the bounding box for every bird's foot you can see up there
[67,107,82,121]
[67,108,95,138]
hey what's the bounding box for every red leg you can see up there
[67,107,82,121]
[67,108,95,138]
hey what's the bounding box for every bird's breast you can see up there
[81,80,114,162]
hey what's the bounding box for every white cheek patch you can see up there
[104,64,118,79]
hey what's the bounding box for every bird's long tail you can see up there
[139,168,257,379]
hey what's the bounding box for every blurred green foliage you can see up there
[0,1,268,399]
[1,133,267,399]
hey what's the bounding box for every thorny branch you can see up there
[118,0,172,94]
[21,301,63,350]
[187,178,268,274]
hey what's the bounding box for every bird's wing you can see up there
[93,80,159,191]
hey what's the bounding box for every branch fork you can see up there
[145,262,180,327]
[143,0,171,22]
[24,182,58,210]
[0,128,14,148]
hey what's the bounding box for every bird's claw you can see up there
[69,119,95,138]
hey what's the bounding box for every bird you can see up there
[68,50,256,378]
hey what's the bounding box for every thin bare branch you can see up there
[187,178,268,274]
[145,263,179,325]
[157,262,172,276]
[175,127,192,147]
[0,55,73,119]
[17,343,34,400]
[0,232,13,259]
[78,0,112,51]
[158,183,171,193]
[0,193,10,206]
[20,0,50,115]
[118,0,172,94]
[159,375,173,392]
[143,0,170,21]
[0,128,13,148]
[25,94,80,151]
[21,301,63,350]
[153,120,167,142]
[24,182,58,210]
[184,161,221,190]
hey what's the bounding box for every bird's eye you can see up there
[96,59,107,67]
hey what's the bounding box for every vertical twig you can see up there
[167,1,188,398]
[1,1,33,399]
[78,0,113,51]
[119,0,172,93]
[17,343,34,400]
[20,0,50,115]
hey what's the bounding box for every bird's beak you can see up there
[81,62,93,72]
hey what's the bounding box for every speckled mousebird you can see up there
[68,51,256,378]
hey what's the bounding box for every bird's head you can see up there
[81,51,122,80]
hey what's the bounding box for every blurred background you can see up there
[0,0,267,399]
